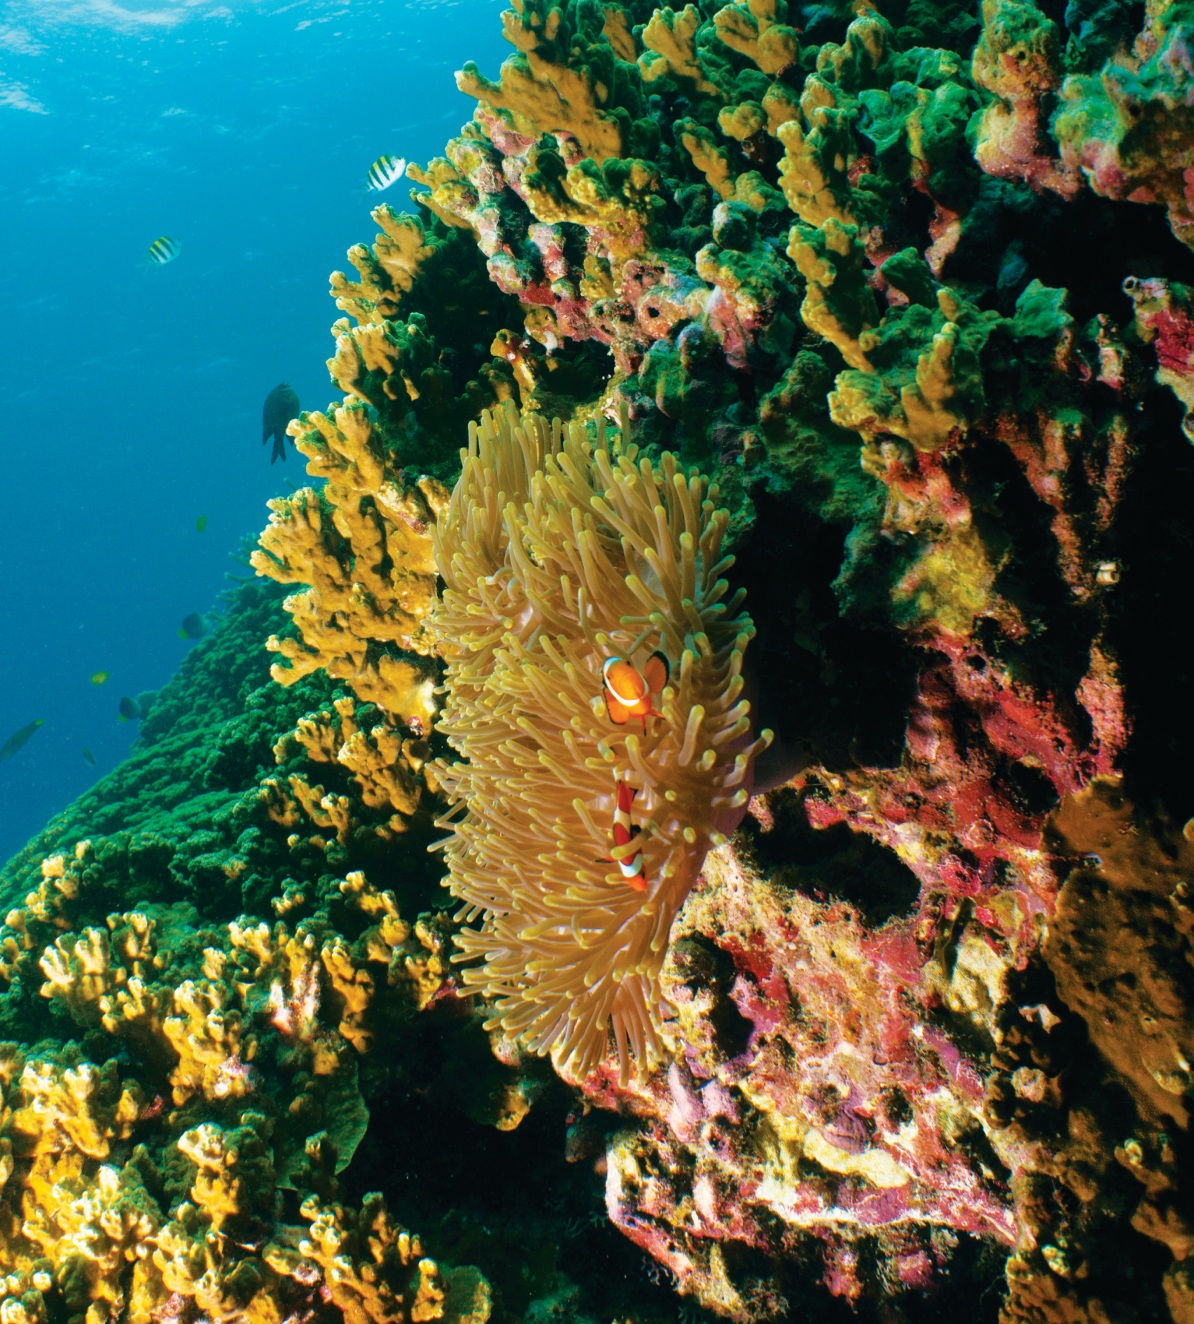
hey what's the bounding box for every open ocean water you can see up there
[0,0,506,864]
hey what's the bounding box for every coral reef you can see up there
[0,583,492,1324]
[331,0,1193,1315]
[0,584,680,1324]
[252,419,446,733]
[7,0,1194,1319]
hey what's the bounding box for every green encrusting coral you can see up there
[2,575,299,917]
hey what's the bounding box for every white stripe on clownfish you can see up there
[601,651,669,732]
[609,777,648,891]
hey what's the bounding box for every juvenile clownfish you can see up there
[603,777,648,892]
[602,651,669,731]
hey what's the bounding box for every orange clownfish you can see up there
[602,652,669,730]
[604,777,648,892]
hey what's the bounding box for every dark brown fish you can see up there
[262,382,299,465]
[178,612,209,640]
[0,718,44,763]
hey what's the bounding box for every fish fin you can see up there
[272,436,287,463]
[643,651,669,693]
[604,693,631,724]
[625,874,648,893]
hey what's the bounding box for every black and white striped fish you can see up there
[146,235,181,266]
[365,154,406,192]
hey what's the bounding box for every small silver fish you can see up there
[366,154,406,192]
[146,235,181,266]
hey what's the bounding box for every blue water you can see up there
[0,0,507,864]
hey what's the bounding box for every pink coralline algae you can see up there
[595,841,1022,1316]
[1127,274,1194,439]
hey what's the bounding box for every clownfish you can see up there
[602,652,669,730]
[604,777,648,892]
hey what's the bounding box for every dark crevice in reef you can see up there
[946,181,1194,326]
[737,487,917,777]
[966,429,1101,737]
[889,184,937,262]
[739,785,922,925]
[344,1063,681,1323]
[672,932,757,1057]
[1109,388,1194,820]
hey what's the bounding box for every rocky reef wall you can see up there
[3,0,1194,1321]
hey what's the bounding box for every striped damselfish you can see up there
[365,154,405,192]
[146,235,180,266]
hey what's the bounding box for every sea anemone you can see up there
[431,404,770,1079]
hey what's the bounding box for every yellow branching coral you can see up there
[1,847,88,984]
[252,405,446,731]
[457,48,625,163]
[518,151,667,262]
[163,979,256,1106]
[787,217,880,370]
[0,852,486,1324]
[20,1159,158,1321]
[601,3,637,62]
[6,1058,141,1162]
[777,109,861,229]
[431,406,770,1079]
[407,145,503,241]
[264,693,434,848]
[677,119,735,199]
[267,1193,490,1324]
[228,871,449,1057]
[286,774,356,847]
[713,0,800,75]
[330,207,437,325]
[638,5,724,97]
